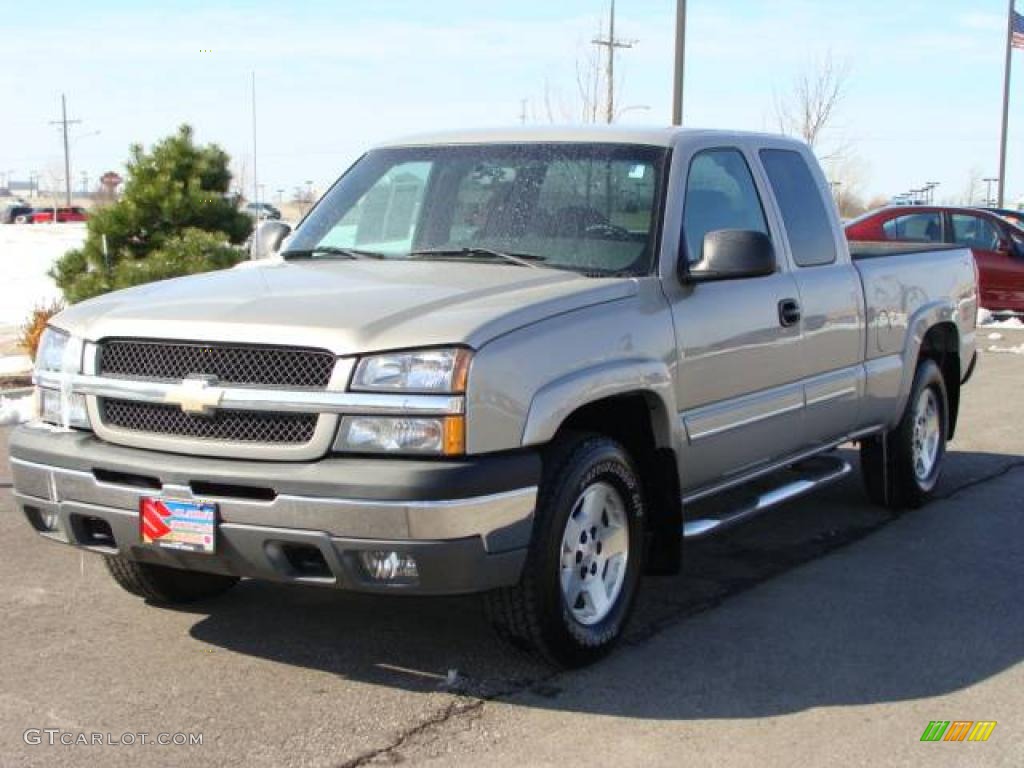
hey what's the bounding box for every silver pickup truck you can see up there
[8,128,977,666]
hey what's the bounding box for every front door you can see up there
[666,146,806,492]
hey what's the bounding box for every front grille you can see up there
[98,340,335,389]
[102,399,317,444]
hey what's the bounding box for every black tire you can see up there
[104,556,238,604]
[485,433,645,667]
[861,358,948,511]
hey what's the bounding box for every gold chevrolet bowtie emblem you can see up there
[165,376,223,416]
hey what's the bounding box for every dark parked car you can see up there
[980,207,1024,229]
[846,205,1024,312]
[1,205,35,224]
[243,202,282,220]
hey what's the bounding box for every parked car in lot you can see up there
[1,205,35,224]
[980,207,1024,230]
[845,205,1024,312]
[243,202,282,220]
[30,206,89,223]
[9,128,977,666]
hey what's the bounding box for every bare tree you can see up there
[960,166,983,206]
[775,52,851,156]
[530,8,637,125]
[535,42,603,124]
[822,152,869,218]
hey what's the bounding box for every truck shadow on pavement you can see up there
[185,448,1024,719]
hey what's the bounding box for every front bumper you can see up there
[8,424,540,595]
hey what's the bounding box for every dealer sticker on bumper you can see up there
[140,498,217,554]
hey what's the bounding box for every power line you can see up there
[592,0,634,124]
[48,94,81,206]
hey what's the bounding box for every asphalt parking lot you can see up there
[1,338,1022,768]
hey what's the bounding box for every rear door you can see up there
[664,141,806,491]
[758,146,866,446]
[948,211,1024,311]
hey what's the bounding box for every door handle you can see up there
[778,298,801,327]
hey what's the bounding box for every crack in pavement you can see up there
[334,459,1024,767]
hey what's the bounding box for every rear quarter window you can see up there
[759,149,837,267]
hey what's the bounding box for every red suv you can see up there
[31,206,89,224]
[846,206,1024,312]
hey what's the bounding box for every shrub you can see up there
[19,300,65,361]
[50,125,253,304]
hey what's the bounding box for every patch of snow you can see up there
[0,223,84,325]
[0,394,34,426]
[0,355,32,376]
[978,308,1024,328]
[987,344,1024,355]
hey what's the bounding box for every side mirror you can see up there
[682,229,776,283]
[250,220,292,260]
[995,238,1012,255]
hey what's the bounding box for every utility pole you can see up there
[49,94,81,206]
[592,0,634,124]
[672,0,687,125]
[997,0,1014,207]
[251,72,258,207]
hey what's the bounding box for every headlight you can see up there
[351,348,471,393]
[34,326,90,430]
[334,416,465,456]
[36,327,80,373]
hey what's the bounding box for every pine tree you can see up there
[51,125,253,303]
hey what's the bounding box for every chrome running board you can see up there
[683,455,852,539]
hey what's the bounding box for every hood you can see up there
[54,259,637,354]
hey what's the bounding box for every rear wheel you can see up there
[104,556,238,604]
[861,358,948,511]
[485,434,644,667]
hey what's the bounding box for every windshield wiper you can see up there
[408,247,546,269]
[281,246,386,260]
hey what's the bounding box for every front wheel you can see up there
[485,434,644,667]
[104,556,239,604]
[861,358,948,511]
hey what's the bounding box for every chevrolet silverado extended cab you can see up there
[8,128,978,666]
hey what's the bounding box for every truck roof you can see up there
[376,125,804,149]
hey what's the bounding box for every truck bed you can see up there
[848,241,962,260]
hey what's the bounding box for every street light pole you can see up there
[984,177,999,206]
[672,0,687,125]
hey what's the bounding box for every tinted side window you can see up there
[683,149,768,263]
[950,213,1000,251]
[759,149,836,267]
[881,213,942,242]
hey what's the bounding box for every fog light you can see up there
[37,387,90,429]
[358,550,419,583]
[41,509,60,531]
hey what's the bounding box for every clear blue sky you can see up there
[3,0,1022,204]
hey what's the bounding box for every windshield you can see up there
[286,143,668,276]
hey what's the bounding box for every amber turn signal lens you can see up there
[442,416,466,456]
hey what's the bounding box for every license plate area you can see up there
[140,497,217,554]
